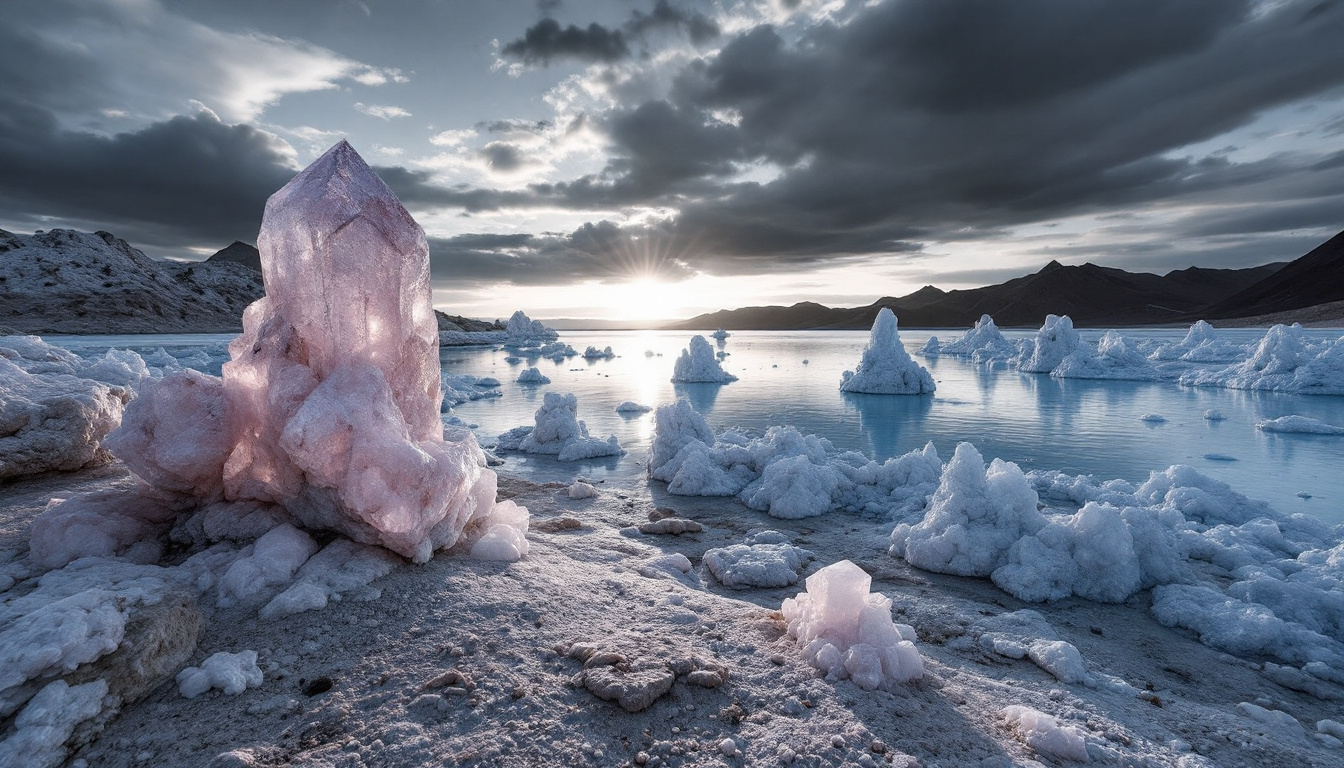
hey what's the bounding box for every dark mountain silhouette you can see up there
[666,233,1344,330]
[1200,230,1344,320]
[206,241,261,271]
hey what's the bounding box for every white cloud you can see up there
[355,103,413,119]
[430,129,478,147]
[30,0,407,125]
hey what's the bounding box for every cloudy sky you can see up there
[3,0,1343,321]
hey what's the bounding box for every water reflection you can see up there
[841,392,934,460]
[673,382,724,414]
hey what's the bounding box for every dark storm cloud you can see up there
[500,1,719,66]
[0,98,296,250]
[499,18,631,65]
[549,0,1344,272]
[627,0,720,45]
[428,219,697,285]
[480,142,528,171]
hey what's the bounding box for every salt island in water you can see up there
[3,143,1344,767]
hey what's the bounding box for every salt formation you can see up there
[176,650,263,698]
[929,314,1017,362]
[0,337,131,480]
[496,391,623,461]
[890,442,1043,577]
[1257,415,1344,435]
[647,399,941,519]
[839,308,934,394]
[1002,705,1090,762]
[1015,314,1080,373]
[1180,325,1344,395]
[615,401,652,414]
[503,310,558,346]
[516,366,550,385]
[1149,320,1246,363]
[441,373,502,407]
[711,327,730,341]
[780,560,924,690]
[1051,330,1159,381]
[582,345,615,359]
[37,141,528,565]
[671,335,738,383]
[703,531,815,589]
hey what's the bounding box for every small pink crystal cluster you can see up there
[79,142,527,563]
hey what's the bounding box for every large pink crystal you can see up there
[100,141,526,563]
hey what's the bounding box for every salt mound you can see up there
[503,310,558,346]
[703,532,816,589]
[780,560,923,690]
[583,346,615,360]
[1052,330,1159,380]
[933,314,1017,362]
[496,391,623,461]
[711,327,730,341]
[41,141,527,564]
[1180,325,1344,395]
[516,366,550,385]
[672,335,737,383]
[1016,314,1080,373]
[1150,320,1246,363]
[839,308,934,394]
[1257,415,1344,435]
[890,442,1043,577]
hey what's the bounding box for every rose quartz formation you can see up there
[52,141,527,564]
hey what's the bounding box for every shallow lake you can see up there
[44,327,1344,524]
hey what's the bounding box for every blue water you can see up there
[44,328,1344,524]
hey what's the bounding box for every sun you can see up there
[607,277,680,323]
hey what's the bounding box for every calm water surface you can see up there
[45,328,1344,524]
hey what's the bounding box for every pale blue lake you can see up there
[45,328,1344,524]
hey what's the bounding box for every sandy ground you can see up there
[2,461,1342,768]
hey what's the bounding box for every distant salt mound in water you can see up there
[1149,320,1246,363]
[929,314,1017,363]
[1180,324,1344,395]
[839,308,934,395]
[1052,330,1159,381]
[1015,314,1081,373]
[496,391,624,461]
[672,335,737,383]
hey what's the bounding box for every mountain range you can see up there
[670,230,1344,331]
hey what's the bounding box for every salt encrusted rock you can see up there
[1052,330,1159,381]
[568,481,599,499]
[68,141,528,564]
[563,641,727,712]
[780,560,923,690]
[1002,705,1090,762]
[638,518,704,535]
[839,308,934,395]
[671,335,737,383]
[583,345,615,359]
[176,650,264,698]
[704,533,816,589]
[0,340,131,481]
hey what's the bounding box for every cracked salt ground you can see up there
[4,471,1342,767]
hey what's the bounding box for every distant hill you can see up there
[0,229,265,334]
[1200,230,1344,320]
[206,241,261,271]
[668,240,1326,331]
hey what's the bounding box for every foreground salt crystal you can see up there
[839,308,934,394]
[781,560,923,690]
[62,141,528,564]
